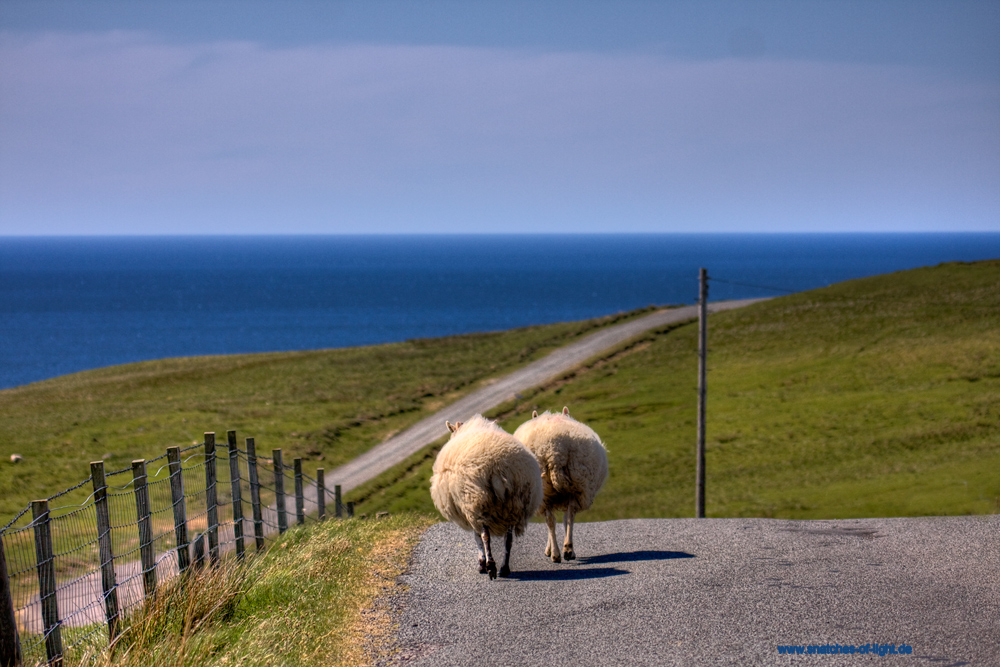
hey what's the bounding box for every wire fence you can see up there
[0,430,352,667]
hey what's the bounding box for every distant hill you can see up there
[351,260,1000,520]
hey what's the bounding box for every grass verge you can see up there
[65,513,434,667]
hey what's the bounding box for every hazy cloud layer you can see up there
[1,31,998,233]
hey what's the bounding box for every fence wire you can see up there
[0,436,338,666]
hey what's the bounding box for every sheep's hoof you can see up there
[499,564,510,578]
[563,546,575,560]
[551,553,561,563]
[478,559,488,574]
[487,562,498,580]
[544,544,551,557]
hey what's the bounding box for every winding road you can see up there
[328,299,765,493]
[362,297,998,665]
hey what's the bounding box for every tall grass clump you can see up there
[71,513,434,667]
[78,556,253,666]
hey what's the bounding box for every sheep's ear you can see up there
[532,410,538,418]
[446,420,456,433]
[562,406,570,416]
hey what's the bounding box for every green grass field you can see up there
[0,308,654,524]
[351,260,1000,520]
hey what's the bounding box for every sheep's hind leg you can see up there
[480,526,498,579]
[473,531,488,574]
[545,509,561,563]
[499,529,513,578]
[563,504,577,560]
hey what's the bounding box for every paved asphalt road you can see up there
[380,516,1000,666]
[329,299,766,493]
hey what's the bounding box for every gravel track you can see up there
[328,299,765,493]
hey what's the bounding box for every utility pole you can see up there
[696,267,708,518]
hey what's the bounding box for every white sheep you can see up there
[430,414,542,579]
[513,407,608,562]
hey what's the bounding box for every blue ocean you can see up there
[1,234,998,390]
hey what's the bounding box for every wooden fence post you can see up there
[696,267,708,519]
[227,431,245,561]
[293,459,305,526]
[31,500,62,666]
[131,460,157,599]
[193,534,205,570]
[0,531,22,667]
[335,485,343,519]
[346,501,355,518]
[166,448,190,574]
[90,462,120,642]
[245,438,265,551]
[273,450,287,534]
[204,433,219,566]
[317,468,326,521]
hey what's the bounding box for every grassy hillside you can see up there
[0,308,655,523]
[351,260,1000,519]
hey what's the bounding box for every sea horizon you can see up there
[1,231,996,238]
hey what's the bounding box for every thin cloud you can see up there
[1,31,997,232]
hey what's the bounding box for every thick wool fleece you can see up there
[513,411,608,513]
[430,415,543,536]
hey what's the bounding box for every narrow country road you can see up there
[329,298,766,492]
[379,517,1000,666]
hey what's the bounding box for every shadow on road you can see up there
[577,550,695,565]
[506,567,629,581]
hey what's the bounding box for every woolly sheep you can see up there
[430,414,543,579]
[513,407,608,562]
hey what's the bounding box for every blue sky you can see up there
[0,1,998,234]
